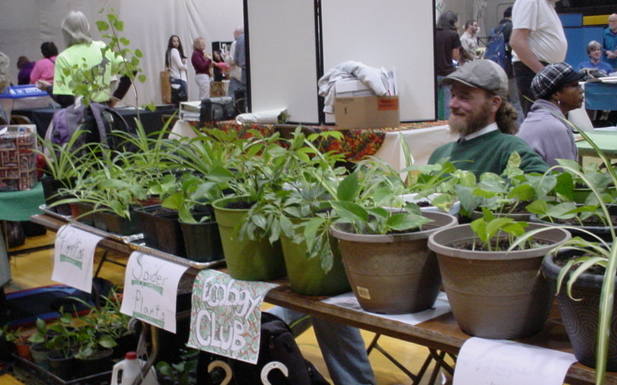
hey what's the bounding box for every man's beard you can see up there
[449,100,493,137]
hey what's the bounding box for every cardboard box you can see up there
[335,96,400,129]
[0,125,38,191]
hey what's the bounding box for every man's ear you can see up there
[491,95,503,113]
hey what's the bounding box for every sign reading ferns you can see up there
[187,270,277,364]
[120,251,188,333]
[52,225,103,293]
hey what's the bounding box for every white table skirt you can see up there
[375,124,455,169]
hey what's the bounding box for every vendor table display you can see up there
[171,120,453,167]
[28,212,617,385]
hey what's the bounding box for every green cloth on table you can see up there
[576,131,617,158]
[0,182,45,221]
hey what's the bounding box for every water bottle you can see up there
[110,351,159,385]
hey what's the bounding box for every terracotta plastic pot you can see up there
[69,202,95,226]
[542,251,617,370]
[428,223,570,339]
[212,196,285,281]
[280,233,349,296]
[330,211,457,314]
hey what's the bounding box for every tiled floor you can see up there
[2,232,445,385]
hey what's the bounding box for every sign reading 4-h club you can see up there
[52,225,103,293]
[120,251,189,333]
[187,270,278,364]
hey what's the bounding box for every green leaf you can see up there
[98,334,117,348]
[386,213,430,231]
[508,184,535,202]
[137,74,146,83]
[96,21,109,31]
[337,173,360,201]
[331,201,368,223]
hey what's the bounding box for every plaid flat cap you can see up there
[531,63,585,99]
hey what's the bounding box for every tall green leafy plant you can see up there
[512,121,617,385]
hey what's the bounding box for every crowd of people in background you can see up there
[436,3,617,137]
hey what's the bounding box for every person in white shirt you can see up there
[510,0,567,116]
[460,20,481,62]
[165,35,188,105]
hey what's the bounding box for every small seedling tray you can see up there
[12,354,111,385]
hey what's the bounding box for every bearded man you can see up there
[428,60,548,176]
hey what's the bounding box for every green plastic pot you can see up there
[212,196,285,281]
[280,234,350,296]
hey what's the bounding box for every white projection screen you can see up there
[321,0,435,122]
[246,0,320,124]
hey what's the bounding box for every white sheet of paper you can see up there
[120,251,189,333]
[51,225,103,293]
[322,291,450,326]
[453,337,577,385]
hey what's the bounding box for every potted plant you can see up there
[37,129,95,216]
[452,153,557,221]
[154,173,225,262]
[520,125,617,385]
[27,318,52,369]
[45,312,80,379]
[329,162,458,314]
[211,130,289,281]
[428,210,570,339]
[0,325,30,360]
[241,129,351,295]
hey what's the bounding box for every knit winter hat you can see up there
[531,63,585,99]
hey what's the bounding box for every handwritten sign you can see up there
[120,251,188,333]
[187,270,278,364]
[52,225,103,293]
[453,337,577,385]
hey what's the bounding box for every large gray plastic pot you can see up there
[428,223,570,339]
[330,211,457,314]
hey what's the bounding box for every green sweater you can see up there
[428,130,548,176]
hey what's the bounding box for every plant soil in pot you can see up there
[280,233,350,296]
[331,211,457,314]
[542,251,617,370]
[428,223,570,339]
[212,196,285,281]
[179,214,224,262]
[133,205,186,257]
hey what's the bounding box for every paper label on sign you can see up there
[187,270,278,364]
[120,251,188,333]
[51,225,103,293]
[453,337,577,385]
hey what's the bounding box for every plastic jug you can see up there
[110,352,159,385]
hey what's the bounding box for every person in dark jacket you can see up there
[435,11,462,119]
